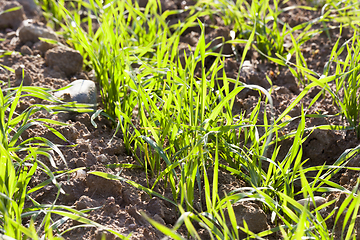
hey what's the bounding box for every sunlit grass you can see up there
[2,0,360,238]
[0,66,125,238]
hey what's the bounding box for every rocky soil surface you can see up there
[1,0,360,239]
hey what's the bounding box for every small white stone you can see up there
[54,79,97,107]
[97,154,108,163]
[297,196,327,210]
[73,169,86,179]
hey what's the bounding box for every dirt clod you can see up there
[227,202,269,238]
[75,195,99,210]
[17,19,58,43]
[45,46,83,77]
[20,45,33,55]
[0,1,26,30]
[86,172,122,197]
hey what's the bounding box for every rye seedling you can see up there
[36,0,360,239]
[0,67,125,238]
[0,82,67,239]
[313,28,360,138]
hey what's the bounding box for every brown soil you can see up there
[1,0,360,239]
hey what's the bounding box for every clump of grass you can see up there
[0,67,126,238]
[54,0,174,119]
[85,16,264,211]
[30,0,360,239]
[319,28,360,138]
[142,125,360,239]
[35,0,66,30]
[198,0,321,60]
[0,82,63,238]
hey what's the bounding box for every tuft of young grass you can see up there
[196,0,321,60]
[0,70,125,238]
[36,0,360,239]
[34,0,66,30]
[0,83,63,238]
[319,29,360,138]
